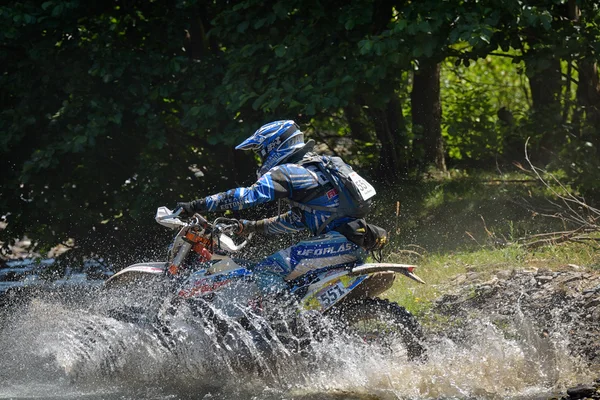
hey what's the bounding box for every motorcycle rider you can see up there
[176,120,386,296]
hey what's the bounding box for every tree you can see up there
[412,61,446,172]
[0,0,240,263]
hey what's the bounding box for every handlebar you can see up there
[212,217,241,235]
[155,206,251,252]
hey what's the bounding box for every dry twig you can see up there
[516,138,600,248]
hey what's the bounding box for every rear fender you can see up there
[351,263,425,284]
[104,262,166,288]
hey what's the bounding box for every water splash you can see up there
[0,287,594,400]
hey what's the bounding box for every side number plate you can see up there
[317,281,347,308]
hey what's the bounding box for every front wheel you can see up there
[335,297,426,361]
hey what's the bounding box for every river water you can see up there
[0,286,595,400]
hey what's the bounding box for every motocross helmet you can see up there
[235,120,305,177]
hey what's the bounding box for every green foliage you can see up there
[441,54,529,161]
[0,0,246,263]
[1,0,599,262]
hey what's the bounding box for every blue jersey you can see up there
[201,161,354,235]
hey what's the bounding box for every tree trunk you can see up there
[343,104,373,142]
[576,59,600,156]
[411,61,446,172]
[362,96,409,181]
[184,5,218,60]
[524,50,562,161]
[528,59,562,116]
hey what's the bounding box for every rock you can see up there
[481,276,499,286]
[530,277,537,286]
[554,273,584,286]
[584,298,600,309]
[566,384,596,399]
[584,285,600,295]
[591,307,600,322]
[466,272,480,281]
[476,285,492,293]
[496,269,513,280]
[537,275,554,284]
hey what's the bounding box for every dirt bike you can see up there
[103,207,427,360]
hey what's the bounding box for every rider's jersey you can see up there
[202,162,355,235]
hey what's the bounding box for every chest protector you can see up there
[289,154,377,235]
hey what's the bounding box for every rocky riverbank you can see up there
[431,266,600,399]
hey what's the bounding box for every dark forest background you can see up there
[1,0,599,266]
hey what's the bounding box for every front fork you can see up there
[167,241,192,275]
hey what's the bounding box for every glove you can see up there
[175,198,206,218]
[238,219,257,235]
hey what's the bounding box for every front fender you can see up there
[104,262,166,288]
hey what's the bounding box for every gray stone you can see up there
[584,298,600,309]
[496,269,513,279]
[536,275,554,284]
[566,384,596,399]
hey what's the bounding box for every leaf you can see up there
[52,4,64,17]
[254,18,266,29]
[41,1,53,10]
[282,81,294,92]
[252,92,269,110]
[412,46,423,58]
[189,106,200,116]
[393,19,407,33]
[274,45,286,57]
[237,20,249,33]
[540,12,552,30]
[345,19,355,30]
[359,39,373,55]
[418,20,431,33]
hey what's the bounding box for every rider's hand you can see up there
[176,202,194,217]
[219,218,245,235]
[175,199,205,218]
[238,219,256,235]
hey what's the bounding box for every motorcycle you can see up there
[103,207,427,360]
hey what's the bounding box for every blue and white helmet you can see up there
[236,120,305,177]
